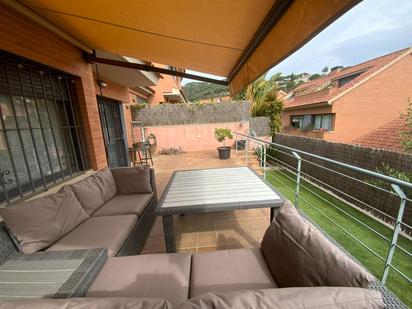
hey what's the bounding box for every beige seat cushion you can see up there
[0,187,88,254]
[179,287,384,309]
[0,297,172,309]
[87,253,192,306]
[111,166,152,194]
[261,201,375,288]
[47,215,137,257]
[68,167,117,215]
[92,193,153,217]
[190,248,277,298]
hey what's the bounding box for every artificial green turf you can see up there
[266,169,412,307]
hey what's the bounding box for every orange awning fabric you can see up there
[18,0,359,93]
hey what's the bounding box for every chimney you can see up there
[330,66,343,75]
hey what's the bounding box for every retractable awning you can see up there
[7,0,360,93]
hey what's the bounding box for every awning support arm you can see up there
[227,0,294,82]
[84,54,228,86]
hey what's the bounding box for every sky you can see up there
[182,0,412,85]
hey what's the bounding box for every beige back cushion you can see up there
[0,187,88,254]
[69,167,117,215]
[261,201,374,288]
[111,166,152,194]
[179,287,383,309]
[0,297,172,309]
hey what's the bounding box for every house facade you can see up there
[281,48,412,149]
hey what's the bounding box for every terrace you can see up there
[0,0,411,307]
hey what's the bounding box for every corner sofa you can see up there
[0,166,157,258]
[0,169,406,308]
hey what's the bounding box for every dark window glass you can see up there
[0,52,87,204]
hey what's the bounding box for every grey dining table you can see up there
[156,167,285,253]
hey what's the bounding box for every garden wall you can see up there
[272,134,412,227]
[133,101,250,126]
[132,101,270,151]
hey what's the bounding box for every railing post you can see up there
[245,137,249,166]
[263,145,267,180]
[292,151,302,208]
[235,134,238,156]
[381,184,407,285]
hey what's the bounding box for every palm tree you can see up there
[246,75,271,117]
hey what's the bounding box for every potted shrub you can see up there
[214,128,233,160]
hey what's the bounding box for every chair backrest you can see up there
[0,222,20,265]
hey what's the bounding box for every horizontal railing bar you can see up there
[266,168,387,263]
[265,171,296,195]
[268,152,412,230]
[297,179,412,257]
[269,165,412,256]
[267,169,412,280]
[297,169,412,231]
[297,194,387,263]
[267,142,400,198]
[387,263,412,284]
[298,157,403,199]
[297,168,397,221]
[235,132,412,190]
[266,154,298,171]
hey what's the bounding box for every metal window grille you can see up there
[0,51,88,204]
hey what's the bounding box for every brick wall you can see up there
[0,3,106,170]
[272,134,412,226]
[134,101,250,126]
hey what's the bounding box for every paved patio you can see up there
[141,150,271,254]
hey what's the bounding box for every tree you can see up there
[261,86,284,135]
[309,73,322,80]
[400,99,412,153]
[269,72,282,82]
[321,67,329,74]
[246,76,283,136]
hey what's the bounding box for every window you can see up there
[337,72,362,87]
[313,114,333,131]
[290,113,334,131]
[0,51,87,204]
[291,116,304,128]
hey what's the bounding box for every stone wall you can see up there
[272,134,412,227]
[250,116,271,136]
[133,101,250,126]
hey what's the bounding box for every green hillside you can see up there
[182,82,229,102]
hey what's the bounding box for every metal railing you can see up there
[234,132,411,287]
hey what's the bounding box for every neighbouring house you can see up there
[147,64,188,104]
[281,48,412,151]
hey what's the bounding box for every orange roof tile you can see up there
[352,116,409,152]
[284,48,411,109]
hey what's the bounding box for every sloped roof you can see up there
[352,116,409,153]
[284,48,411,109]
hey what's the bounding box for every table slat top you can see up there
[159,167,282,212]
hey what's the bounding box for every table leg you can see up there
[162,215,176,253]
[270,207,276,222]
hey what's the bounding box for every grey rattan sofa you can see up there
[0,166,157,258]
[0,198,406,308]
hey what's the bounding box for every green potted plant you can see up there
[214,128,233,160]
